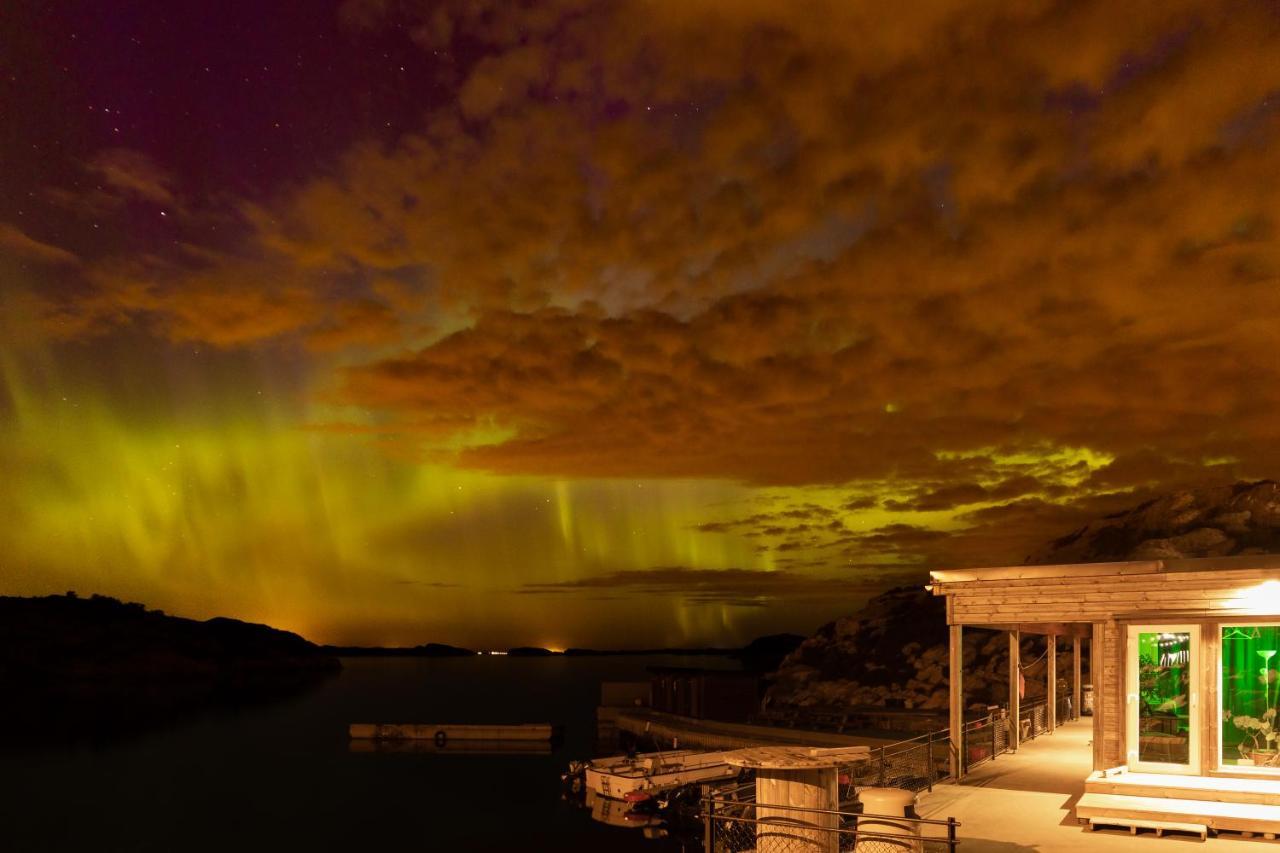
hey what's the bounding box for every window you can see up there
[1221,624,1280,769]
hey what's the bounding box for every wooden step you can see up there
[1076,792,1280,837]
[1086,770,1280,806]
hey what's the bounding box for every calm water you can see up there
[0,656,734,852]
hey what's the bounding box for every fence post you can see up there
[990,710,997,761]
[948,816,958,852]
[927,730,934,792]
[878,746,886,786]
[703,787,712,853]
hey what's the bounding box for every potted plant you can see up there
[1227,649,1280,767]
[1230,709,1279,766]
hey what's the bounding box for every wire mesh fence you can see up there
[1018,699,1049,743]
[845,731,950,794]
[960,714,1002,771]
[704,791,960,852]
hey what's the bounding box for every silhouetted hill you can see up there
[506,646,556,656]
[325,642,475,657]
[733,632,806,671]
[0,593,340,744]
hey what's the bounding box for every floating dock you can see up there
[349,723,557,742]
[349,737,552,755]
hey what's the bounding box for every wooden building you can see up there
[931,554,1280,837]
[648,666,760,722]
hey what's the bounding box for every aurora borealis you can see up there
[3,1,1280,647]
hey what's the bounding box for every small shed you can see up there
[930,554,1280,836]
[649,666,760,722]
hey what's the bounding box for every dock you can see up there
[615,709,901,752]
[349,737,552,755]
[349,723,557,742]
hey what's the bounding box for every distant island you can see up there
[324,642,476,657]
[1,592,340,743]
[325,632,806,671]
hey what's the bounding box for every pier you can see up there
[614,709,901,752]
[349,723,556,741]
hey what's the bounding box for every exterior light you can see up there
[1236,580,1280,614]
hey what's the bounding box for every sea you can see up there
[0,655,738,852]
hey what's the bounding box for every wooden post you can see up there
[949,623,964,779]
[1047,633,1058,732]
[1091,622,1104,771]
[1073,635,1082,722]
[1008,629,1020,751]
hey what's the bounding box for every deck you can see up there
[614,708,902,751]
[917,719,1271,851]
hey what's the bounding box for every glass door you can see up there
[1126,625,1200,774]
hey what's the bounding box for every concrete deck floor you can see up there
[916,717,1273,852]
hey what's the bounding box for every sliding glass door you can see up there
[1126,625,1200,774]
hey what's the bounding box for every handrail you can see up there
[704,794,959,827]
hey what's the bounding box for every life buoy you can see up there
[434,730,448,747]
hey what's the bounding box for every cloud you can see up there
[518,566,910,606]
[0,224,79,266]
[87,149,177,207]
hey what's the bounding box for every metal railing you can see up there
[960,714,1006,772]
[852,729,951,794]
[1018,699,1049,744]
[704,788,960,852]
[961,695,1077,772]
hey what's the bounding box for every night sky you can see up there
[2,1,1279,648]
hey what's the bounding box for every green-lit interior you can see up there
[1137,631,1191,765]
[1222,625,1280,769]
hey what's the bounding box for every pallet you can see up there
[1086,817,1207,840]
[1077,791,1280,837]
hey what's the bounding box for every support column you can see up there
[1008,629,1020,752]
[949,624,964,779]
[1047,633,1058,732]
[1091,623,1104,770]
[1072,635,1082,722]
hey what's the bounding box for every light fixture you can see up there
[1235,580,1280,614]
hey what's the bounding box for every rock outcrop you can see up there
[0,593,340,743]
[1028,480,1280,564]
[769,480,1280,714]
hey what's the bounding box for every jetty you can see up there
[615,709,900,752]
[349,723,557,742]
[349,737,551,755]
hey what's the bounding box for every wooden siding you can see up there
[936,568,1277,626]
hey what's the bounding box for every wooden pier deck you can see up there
[614,709,901,751]
[349,723,556,741]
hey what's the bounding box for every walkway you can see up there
[917,718,1260,851]
[614,708,902,752]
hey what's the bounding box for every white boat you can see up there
[583,749,740,799]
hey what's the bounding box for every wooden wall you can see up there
[938,566,1276,627]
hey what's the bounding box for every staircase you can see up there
[1077,770,1280,839]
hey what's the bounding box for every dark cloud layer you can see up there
[519,566,905,607]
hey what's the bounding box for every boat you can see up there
[579,749,741,799]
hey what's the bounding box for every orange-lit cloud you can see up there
[7,0,1280,643]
